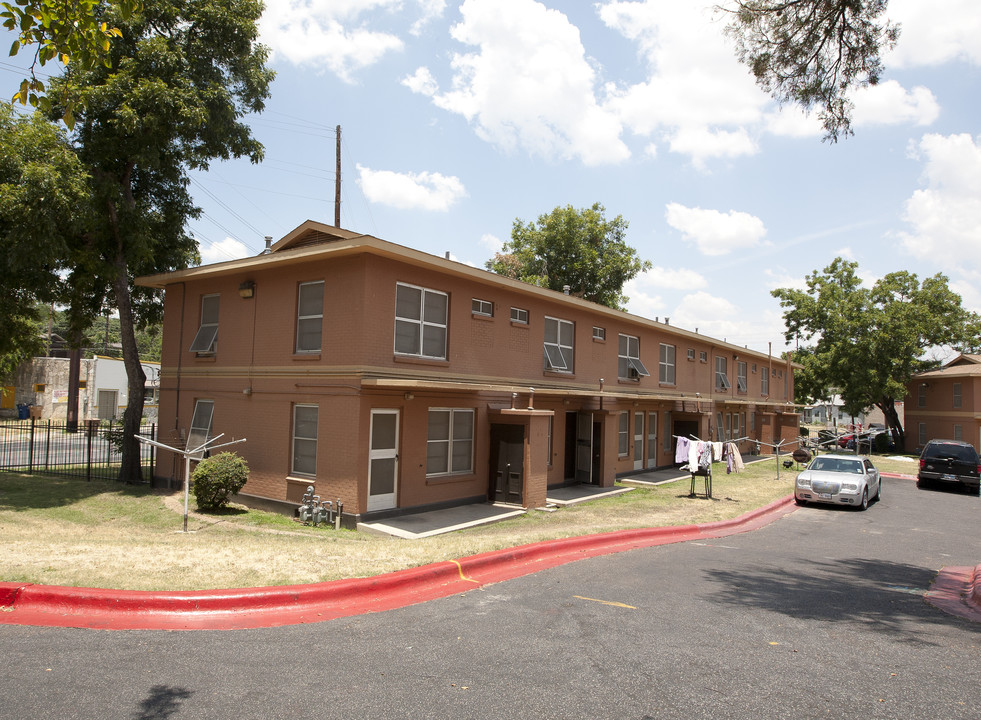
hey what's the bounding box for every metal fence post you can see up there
[27,417,35,474]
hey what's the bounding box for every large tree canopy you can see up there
[772,258,981,447]
[486,203,651,310]
[722,0,900,141]
[2,0,274,480]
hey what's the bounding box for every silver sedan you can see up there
[794,454,881,510]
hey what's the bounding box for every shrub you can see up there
[191,452,249,511]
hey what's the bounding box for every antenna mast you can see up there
[334,125,341,228]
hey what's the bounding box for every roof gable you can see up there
[271,221,368,253]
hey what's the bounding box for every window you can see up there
[737,361,747,392]
[918,422,926,446]
[292,404,319,476]
[658,343,675,384]
[618,334,651,380]
[510,307,528,324]
[618,412,629,456]
[953,383,962,408]
[954,424,963,441]
[427,409,474,475]
[395,283,448,359]
[699,351,707,363]
[716,412,725,441]
[592,326,606,341]
[189,294,219,353]
[687,348,695,361]
[186,399,214,458]
[761,367,770,396]
[918,383,926,408]
[544,317,574,372]
[472,298,493,316]
[715,356,730,391]
[296,281,324,353]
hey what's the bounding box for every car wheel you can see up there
[794,496,806,506]
[874,478,881,502]
[858,487,869,511]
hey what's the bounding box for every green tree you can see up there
[722,0,900,141]
[5,0,273,481]
[3,0,140,125]
[0,105,90,378]
[486,203,651,310]
[772,258,981,448]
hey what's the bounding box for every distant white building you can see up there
[1,356,159,422]
[801,395,866,429]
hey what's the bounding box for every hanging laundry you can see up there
[687,440,700,472]
[675,437,690,464]
[712,442,723,462]
[697,442,712,471]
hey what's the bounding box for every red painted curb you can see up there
[925,565,981,623]
[0,495,796,631]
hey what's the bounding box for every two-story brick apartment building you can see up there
[137,221,799,526]
[905,354,981,452]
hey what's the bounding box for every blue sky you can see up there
[3,0,980,356]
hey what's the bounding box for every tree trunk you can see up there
[877,397,905,450]
[113,252,146,483]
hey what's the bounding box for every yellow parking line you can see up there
[574,595,637,609]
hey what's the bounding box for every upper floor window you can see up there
[296,281,325,353]
[687,348,695,361]
[737,361,748,392]
[699,351,707,363]
[618,334,651,380]
[715,356,730,391]
[189,294,219,354]
[953,383,962,408]
[761,367,770,395]
[658,343,675,384]
[592,326,606,341]
[472,298,493,317]
[510,307,528,324]
[292,404,319,477]
[427,408,474,475]
[544,317,574,373]
[395,283,448,359]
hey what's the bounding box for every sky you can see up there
[2,0,980,357]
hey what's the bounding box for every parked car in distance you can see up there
[917,440,981,495]
[795,454,881,510]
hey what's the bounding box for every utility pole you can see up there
[334,125,341,228]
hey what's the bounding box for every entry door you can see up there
[647,412,658,469]
[490,424,524,504]
[575,412,593,484]
[367,409,399,512]
[633,412,644,470]
[98,390,118,421]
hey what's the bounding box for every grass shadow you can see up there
[0,472,152,511]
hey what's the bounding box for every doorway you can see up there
[490,423,524,504]
[647,412,658,469]
[367,409,399,512]
[633,412,644,470]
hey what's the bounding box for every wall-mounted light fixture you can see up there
[238,281,256,299]
[404,392,414,401]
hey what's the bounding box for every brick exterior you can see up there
[140,222,799,524]
[905,355,981,453]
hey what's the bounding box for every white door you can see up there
[367,409,399,512]
[647,412,657,469]
[633,412,644,470]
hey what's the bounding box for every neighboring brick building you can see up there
[137,221,799,526]
[905,354,981,452]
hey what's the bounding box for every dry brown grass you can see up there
[0,454,917,591]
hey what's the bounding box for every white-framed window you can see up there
[472,298,493,316]
[918,383,927,408]
[699,351,707,363]
[395,283,448,359]
[618,412,629,456]
[687,348,695,361]
[737,361,747,392]
[618,334,651,380]
[296,281,324,353]
[658,343,675,384]
[953,383,962,408]
[510,307,528,324]
[918,422,927,445]
[761,367,770,395]
[592,326,606,341]
[188,294,219,354]
[715,356,730,391]
[427,408,474,475]
[544,317,574,372]
[292,404,319,477]
[186,399,214,458]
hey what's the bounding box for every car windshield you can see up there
[809,457,864,474]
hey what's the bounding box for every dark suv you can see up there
[917,440,981,495]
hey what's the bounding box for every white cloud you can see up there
[479,233,503,254]
[259,0,404,81]
[763,106,824,138]
[410,0,448,35]
[885,0,981,68]
[852,81,939,128]
[356,164,468,211]
[199,237,252,265]
[402,67,439,96]
[664,203,767,256]
[424,0,629,165]
[668,126,758,169]
[899,133,981,268]
[623,266,707,319]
